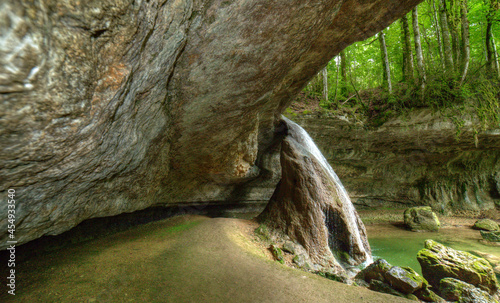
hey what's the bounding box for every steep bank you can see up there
[0,215,412,303]
[289,109,500,212]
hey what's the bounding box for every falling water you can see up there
[283,116,373,264]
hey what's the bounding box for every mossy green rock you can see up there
[270,245,284,264]
[358,258,392,283]
[473,219,500,231]
[417,240,499,295]
[413,286,445,302]
[384,266,427,294]
[404,206,440,232]
[480,230,500,242]
[439,278,499,303]
[369,279,406,298]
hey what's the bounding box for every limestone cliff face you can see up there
[0,0,421,248]
[291,110,500,212]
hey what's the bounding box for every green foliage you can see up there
[298,0,500,130]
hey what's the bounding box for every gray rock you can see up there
[404,206,440,232]
[292,254,311,270]
[439,278,499,303]
[480,230,500,242]
[417,240,499,295]
[357,259,392,283]
[282,241,298,254]
[369,279,406,298]
[0,0,423,248]
[384,266,427,294]
[473,219,500,231]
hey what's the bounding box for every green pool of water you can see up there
[367,224,500,279]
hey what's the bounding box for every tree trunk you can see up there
[432,0,446,70]
[322,67,328,102]
[401,15,415,82]
[379,30,393,93]
[439,0,454,73]
[340,50,348,97]
[486,2,495,76]
[413,7,426,94]
[333,56,340,102]
[493,34,500,79]
[459,0,470,84]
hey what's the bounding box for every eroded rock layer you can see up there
[291,110,500,211]
[0,0,421,248]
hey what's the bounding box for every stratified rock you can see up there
[417,240,499,295]
[404,206,440,232]
[258,118,371,274]
[384,266,427,294]
[473,219,500,231]
[290,111,500,212]
[480,231,500,242]
[439,278,499,303]
[0,0,423,249]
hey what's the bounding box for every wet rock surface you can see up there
[0,0,422,248]
[404,206,440,232]
[258,118,371,275]
[417,239,499,295]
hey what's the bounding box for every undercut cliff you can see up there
[0,0,422,248]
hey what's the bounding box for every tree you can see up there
[322,67,328,102]
[379,30,393,93]
[340,50,349,97]
[440,0,455,72]
[413,7,427,93]
[460,0,471,84]
[431,0,446,70]
[401,15,415,82]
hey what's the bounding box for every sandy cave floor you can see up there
[0,215,415,303]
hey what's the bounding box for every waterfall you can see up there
[282,116,373,265]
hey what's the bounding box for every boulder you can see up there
[417,240,499,295]
[369,280,406,298]
[384,266,427,294]
[357,259,392,283]
[404,206,440,232]
[473,219,500,231]
[413,287,445,303]
[480,230,500,242]
[439,278,499,303]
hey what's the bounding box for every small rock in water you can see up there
[439,278,499,303]
[404,206,440,232]
[473,219,499,231]
[480,230,500,242]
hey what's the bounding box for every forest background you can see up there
[302,0,500,130]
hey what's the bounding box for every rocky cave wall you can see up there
[291,110,500,212]
[0,0,422,249]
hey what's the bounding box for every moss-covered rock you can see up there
[439,278,499,303]
[356,258,392,283]
[473,219,500,231]
[404,206,440,232]
[270,245,284,264]
[413,286,446,302]
[369,279,407,298]
[417,240,499,295]
[480,230,500,242]
[384,266,427,294]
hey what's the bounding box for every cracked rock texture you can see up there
[291,109,500,212]
[0,0,421,248]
